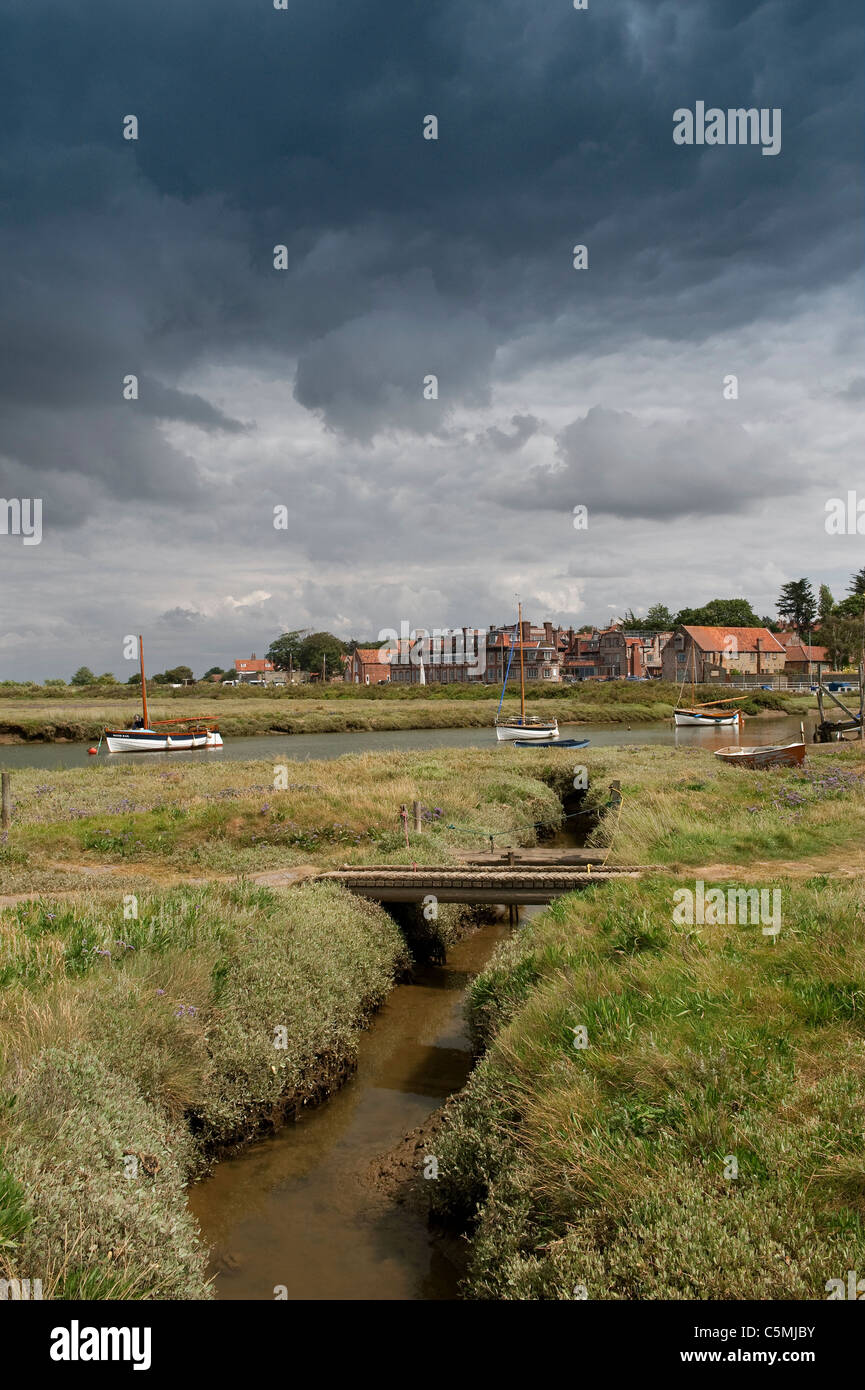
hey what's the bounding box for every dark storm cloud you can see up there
[0,0,862,676]
[0,0,860,460]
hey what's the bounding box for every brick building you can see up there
[660,626,786,683]
[345,647,394,685]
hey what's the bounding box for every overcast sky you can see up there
[1,0,862,680]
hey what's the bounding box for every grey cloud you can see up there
[497,406,795,521]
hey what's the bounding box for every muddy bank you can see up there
[187,914,512,1300]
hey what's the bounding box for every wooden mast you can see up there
[517,600,526,725]
[139,635,149,729]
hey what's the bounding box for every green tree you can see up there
[203,666,224,679]
[776,579,817,633]
[644,603,674,630]
[70,667,96,686]
[267,630,309,672]
[675,598,761,627]
[818,584,835,625]
[345,638,387,653]
[127,672,142,685]
[298,632,347,678]
[849,567,865,596]
[820,615,861,668]
[162,666,194,684]
[43,678,66,688]
[835,591,865,619]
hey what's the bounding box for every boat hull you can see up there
[674,710,740,727]
[513,737,589,749]
[496,721,559,741]
[714,741,806,769]
[105,729,212,752]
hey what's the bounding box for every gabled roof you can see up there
[353,647,392,665]
[235,657,274,672]
[784,644,828,663]
[682,626,786,654]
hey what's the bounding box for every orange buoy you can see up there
[87,747,98,755]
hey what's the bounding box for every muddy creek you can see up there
[187,916,512,1300]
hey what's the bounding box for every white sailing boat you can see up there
[102,637,223,752]
[494,601,559,741]
[673,643,742,728]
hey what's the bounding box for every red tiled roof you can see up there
[235,658,274,672]
[682,626,785,654]
[354,647,392,664]
[784,644,828,663]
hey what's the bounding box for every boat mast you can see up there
[139,635,149,729]
[517,600,526,724]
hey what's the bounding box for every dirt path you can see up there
[0,859,321,908]
[686,848,865,882]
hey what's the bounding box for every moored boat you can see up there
[494,599,558,742]
[496,718,560,741]
[513,736,589,749]
[674,709,741,728]
[101,637,224,753]
[714,725,806,769]
[674,643,742,728]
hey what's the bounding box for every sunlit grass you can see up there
[432,874,865,1299]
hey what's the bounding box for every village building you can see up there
[783,643,828,680]
[345,646,395,685]
[233,654,286,686]
[660,626,786,683]
[480,621,561,686]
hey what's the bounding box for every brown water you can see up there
[187,917,511,1301]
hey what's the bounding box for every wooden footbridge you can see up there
[317,856,641,905]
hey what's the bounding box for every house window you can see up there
[543,668,551,678]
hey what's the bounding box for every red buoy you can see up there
[87,747,98,755]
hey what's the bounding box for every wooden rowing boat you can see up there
[714,738,806,769]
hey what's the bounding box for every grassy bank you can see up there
[427,742,865,1299]
[0,748,567,1298]
[430,874,865,1299]
[0,880,410,1298]
[0,749,565,892]
[0,682,813,742]
[2,742,861,1301]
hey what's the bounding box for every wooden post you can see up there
[1,772,10,831]
[412,801,423,832]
